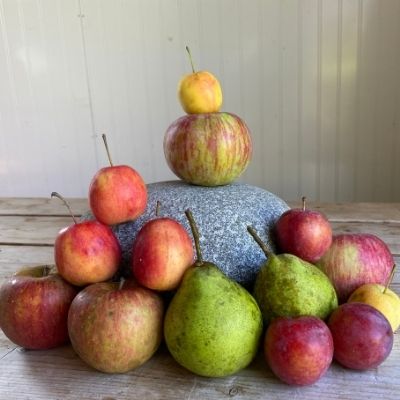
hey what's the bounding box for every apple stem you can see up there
[247,226,271,258]
[156,201,161,217]
[42,265,52,277]
[119,277,125,290]
[185,209,203,266]
[51,192,77,224]
[383,264,396,294]
[302,196,306,211]
[185,46,196,74]
[102,133,114,167]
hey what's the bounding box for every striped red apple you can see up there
[164,112,252,187]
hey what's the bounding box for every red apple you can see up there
[264,316,333,386]
[0,265,78,349]
[52,191,121,286]
[89,134,147,225]
[164,112,252,186]
[275,197,332,263]
[68,280,164,373]
[317,233,394,302]
[132,216,194,291]
[328,302,393,370]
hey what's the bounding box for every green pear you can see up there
[164,210,263,378]
[248,226,338,325]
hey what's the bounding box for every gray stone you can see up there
[82,180,289,288]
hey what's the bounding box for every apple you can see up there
[317,233,394,302]
[0,265,78,349]
[132,209,194,291]
[328,302,393,370]
[52,192,121,286]
[274,197,332,263]
[68,280,164,373]
[264,316,333,386]
[178,46,222,114]
[348,266,400,332]
[164,112,252,186]
[89,134,147,225]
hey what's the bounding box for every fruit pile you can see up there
[0,49,399,386]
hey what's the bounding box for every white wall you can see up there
[1,0,400,201]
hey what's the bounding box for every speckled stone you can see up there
[82,180,289,288]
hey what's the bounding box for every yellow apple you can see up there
[348,283,400,332]
[178,46,223,114]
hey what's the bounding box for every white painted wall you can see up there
[1,0,400,201]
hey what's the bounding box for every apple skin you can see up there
[264,316,333,386]
[0,265,78,350]
[178,70,223,114]
[275,207,332,263]
[132,217,194,291]
[55,220,121,286]
[317,234,394,302]
[328,302,393,370]
[68,280,164,373]
[347,283,400,333]
[89,165,147,225]
[164,112,252,186]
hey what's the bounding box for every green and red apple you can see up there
[317,233,394,302]
[164,112,252,186]
[68,280,164,373]
[0,265,78,349]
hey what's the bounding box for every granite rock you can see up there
[82,180,289,288]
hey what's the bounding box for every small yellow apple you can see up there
[348,283,400,332]
[178,46,223,114]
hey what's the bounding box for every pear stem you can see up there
[119,277,125,290]
[102,133,114,167]
[42,265,52,277]
[302,196,306,211]
[383,264,396,294]
[185,209,203,266]
[185,46,196,73]
[51,192,77,224]
[247,226,271,258]
[156,201,161,217]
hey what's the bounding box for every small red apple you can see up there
[132,209,194,291]
[264,316,333,386]
[328,302,393,370]
[275,197,332,263]
[68,280,164,373]
[317,233,394,302]
[0,265,78,349]
[89,134,147,225]
[52,192,121,286]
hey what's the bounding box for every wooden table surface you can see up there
[0,198,399,400]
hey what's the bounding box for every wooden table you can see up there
[0,198,399,400]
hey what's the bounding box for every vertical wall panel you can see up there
[1,0,400,201]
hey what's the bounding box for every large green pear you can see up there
[248,227,338,325]
[164,211,263,378]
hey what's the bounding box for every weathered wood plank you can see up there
[287,201,400,222]
[2,198,400,223]
[0,337,398,400]
[0,198,88,216]
[0,216,71,245]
